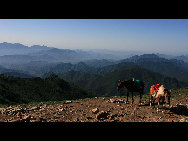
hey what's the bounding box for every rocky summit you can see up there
[0,96,188,122]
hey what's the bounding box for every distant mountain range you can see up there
[0,42,52,56]
[0,42,83,64]
[0,42,124,65]
[0,42,188,86]
[174,55,188,63]
[156,53,188,63]
[1,50,188,83]
[1,42,188,64]
[37,54,188,95]
[0,42,188,101]
[117,54,188,82]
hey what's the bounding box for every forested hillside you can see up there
[61,65,185,96]
[118,54,188,82]
[0,74,95,105]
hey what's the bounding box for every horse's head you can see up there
[117,80,124,91]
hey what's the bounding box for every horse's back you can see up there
[156,85,165,98]
[134,80,144,90]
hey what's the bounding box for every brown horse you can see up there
[150,84,171,109]
[117,79,144,104]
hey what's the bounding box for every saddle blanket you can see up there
[134,80,142,89]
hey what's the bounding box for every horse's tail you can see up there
[164,88,171,97]
[164,88,171,105]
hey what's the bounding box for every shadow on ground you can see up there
[169,104,188,116]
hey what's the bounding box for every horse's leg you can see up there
[162,97,164,111]
[150,94,152,107]
[139,91,142,105]
[132,92,134,104]
[126,92,129,104]
[153,97,155,108]
[165,92,170,108]
[168,96,171,108]
[157,97,160,112]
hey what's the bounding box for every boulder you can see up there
[0,108,5,114]
[96,111,110,120]
[179,118,186,122]
[92,108,99,114]
[22,115,31,122]
[109,99,115,103]
[0,108,5,111]
[108,99,125,103]
[64,101,72,104]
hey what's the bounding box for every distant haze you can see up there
[0,19,188,55]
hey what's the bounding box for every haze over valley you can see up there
[0,42,188,97]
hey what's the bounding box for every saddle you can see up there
[152,84,160,96]
[153,84,160,90]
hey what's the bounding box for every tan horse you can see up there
[150,84,171,109]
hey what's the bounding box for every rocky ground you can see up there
[0,96,187,122]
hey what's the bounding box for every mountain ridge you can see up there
[61,65,185,96]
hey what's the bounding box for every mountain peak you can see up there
[0,42,28,48]
[138,54,159,59]
[124,54,160,62]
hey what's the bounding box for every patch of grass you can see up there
[0,104,9,108]
[0,87,187,108]
[170,87,188,98]
[0,100,66,108]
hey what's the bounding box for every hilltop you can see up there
[0,88,187,122]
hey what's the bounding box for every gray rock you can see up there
[64,101,72,104]
[92,108,99,114]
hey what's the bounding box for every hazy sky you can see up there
[0,19,188,54]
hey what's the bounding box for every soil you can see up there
[0,96,187,122]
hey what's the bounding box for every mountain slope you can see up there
[117,54,188,82]
[0,74,95,105]
[0,65,34,78]
[61,65,185,96]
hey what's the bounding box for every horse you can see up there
[117,79,145,104]
[150,84,171,109]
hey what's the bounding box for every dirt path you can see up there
[0,96,187,122]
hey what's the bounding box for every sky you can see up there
[0,19,188,55]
